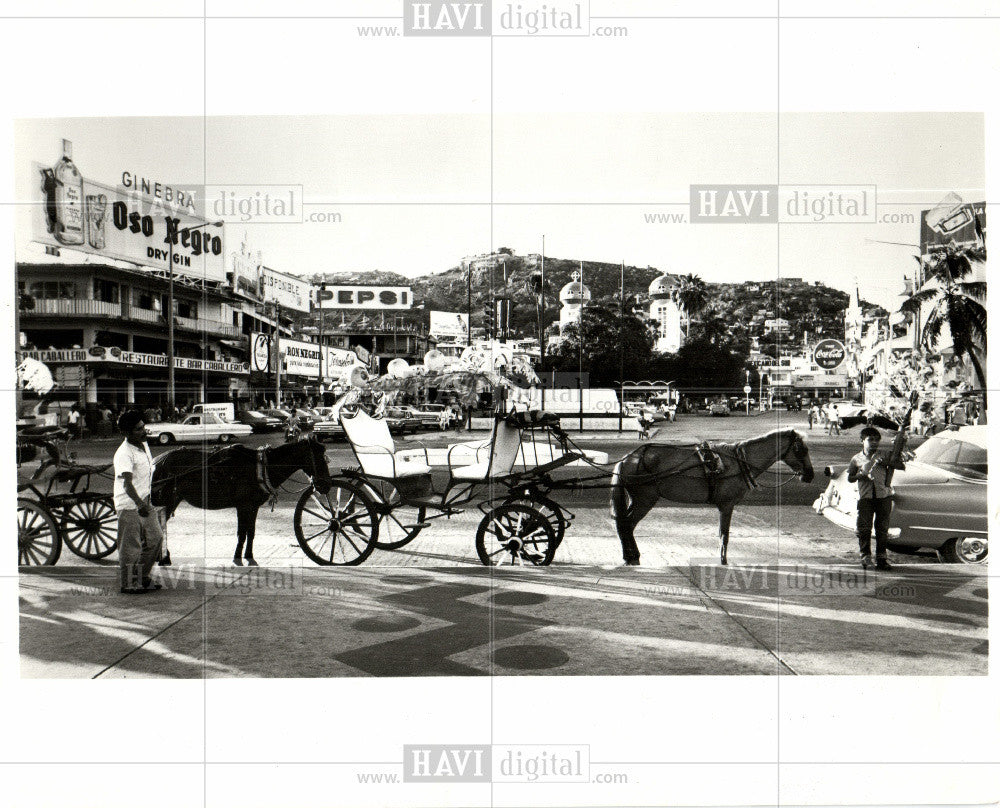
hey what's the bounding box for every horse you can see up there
[610,429,814,566]
[152,436,332,566]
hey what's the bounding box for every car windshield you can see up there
[913,435,987,479]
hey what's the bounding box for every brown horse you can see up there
[152,437,331,566]
[610,429,814,565]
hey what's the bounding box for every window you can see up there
[27,280,76,299]
[176,300,198,319]
[93,279,120,303]
[133,289,160,311]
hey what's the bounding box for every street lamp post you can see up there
[167,220,222,412]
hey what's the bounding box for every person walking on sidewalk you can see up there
[847,426,904,570]
[113,411,163,594]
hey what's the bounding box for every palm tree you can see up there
[900,244,987,393]
[676,273,709,337]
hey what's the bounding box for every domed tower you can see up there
[559,270,592,334]
[649,274,683,353]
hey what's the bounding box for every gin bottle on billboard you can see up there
[46,139,86,245]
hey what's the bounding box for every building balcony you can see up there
[30,298,121,318]
[26,298,241,339]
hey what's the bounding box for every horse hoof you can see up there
[245,558,259,567]
[233,557,243,567]
[625,560,641,566]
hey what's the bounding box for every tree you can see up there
[676,273,709,336]
[900,244,987,392]
[548,306,653,385]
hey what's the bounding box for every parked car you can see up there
[709,401,730,416]
[263,408,294,425]
[145,412,253,445]
[236,409,283,433]
[311,407,345,441]
[827,399,867,419]
[397,405,443,430]
[813,425,987,563]
[415,404,454,429]
[385,406,420,434]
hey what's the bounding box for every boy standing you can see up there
[114,411,163,593]
[847,426,904,570]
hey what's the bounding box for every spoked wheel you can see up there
[475,503,556,567]
[294,481,378,566]
[504,495,567,550]
[363,479,427,550]
[61,496,118,560]
[18,499,62,566]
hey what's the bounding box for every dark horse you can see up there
[152,437,332,566]
[610,429,814,566]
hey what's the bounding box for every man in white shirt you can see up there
[114,410,163,593]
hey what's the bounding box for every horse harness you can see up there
[256,447,279,511]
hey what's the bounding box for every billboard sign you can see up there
[250,333,273,373]
[315,285,412,310]
[263,267,310,312]
[21,348,248,375]
[429,310,469,339]
[279,337,323,377]
[231,238,264,301]
[32,152,226,283]
[812,339,846,370]
[920,196,986,258]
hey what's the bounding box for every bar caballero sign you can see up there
[20,348,249,375]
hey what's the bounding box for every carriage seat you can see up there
[341,409,432,478]
[447,418,523,482]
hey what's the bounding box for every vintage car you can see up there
[236,409,283,433]
[145,412,253,445]
[311,407,345,441]
[813,425,987,563]
[415,404,455,429]
[709,401,730,416]
[385,406,420,435]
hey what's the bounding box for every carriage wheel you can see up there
[61,496,118,560]
[475,504,556,567]
[294,480,378,566]
[363,480,427,550]
[504,495,567,549]
[18,499,62,566]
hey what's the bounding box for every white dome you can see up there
[560,281,591,303]
[648,274,676,299]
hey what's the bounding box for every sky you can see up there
[14,112,984,311]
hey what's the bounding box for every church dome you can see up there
[560,280,591,304]
[648,274,676,300]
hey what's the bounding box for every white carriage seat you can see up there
[342,410,431,478]
[450,419,523,482]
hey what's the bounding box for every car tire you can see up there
[941,536,988,564]
[158,433,174,445]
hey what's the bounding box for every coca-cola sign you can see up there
[813,339,846,370]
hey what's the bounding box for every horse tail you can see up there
[609,459,632,519]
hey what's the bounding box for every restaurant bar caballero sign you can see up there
[20,348,249,375]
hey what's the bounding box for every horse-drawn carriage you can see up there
[292,408,600,566]
[16,431,118,566]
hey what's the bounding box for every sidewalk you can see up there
[19,560,986,678]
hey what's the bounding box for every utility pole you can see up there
[272,301,282,407]
[619,260,625,433]
[316,282,326,396]
[465,259,472,347]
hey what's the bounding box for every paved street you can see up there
[19,411,987,678]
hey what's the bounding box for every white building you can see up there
[648,274,683,353]
[558,271,591,333]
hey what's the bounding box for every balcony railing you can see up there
[26,298,241,338]
[30,298,120,318]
